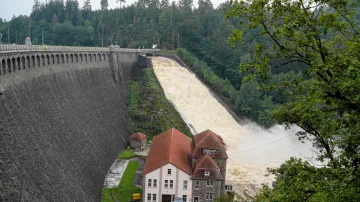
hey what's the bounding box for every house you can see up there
[130,132,147,149]
[142,128,193,202]
[142,128,228,202]
[191,130,228,202]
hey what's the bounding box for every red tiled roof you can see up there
[193,154,220,170]
[193,129,226,146]
[193,155,223,180]
[130,132,147,141]
[192,130,228,159]
[143,128,192,175]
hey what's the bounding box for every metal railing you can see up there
[0,45,160,53]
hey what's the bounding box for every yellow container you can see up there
[133,193,141,200]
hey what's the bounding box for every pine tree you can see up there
[51,14,59,24]
[116,0,126,8]
[100,0,108,10]
[32,0,42,12]
[83,0,91,11]
[160,0,169,12]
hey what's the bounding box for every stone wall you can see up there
[0,45,159,201]
[214,159,227,195]
[192,180,222,202]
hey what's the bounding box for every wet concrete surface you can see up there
[0,66,132,201]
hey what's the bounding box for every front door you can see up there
[194,197,199,202]
[162,194,172,202]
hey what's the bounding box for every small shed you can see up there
[130,132,147,149]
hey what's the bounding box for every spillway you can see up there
[152,57,315,197]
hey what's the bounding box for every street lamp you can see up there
[42,28,44,45]
[0,33,2,45]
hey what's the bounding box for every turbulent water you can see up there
[152,57,317,198]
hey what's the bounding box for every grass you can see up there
[101,161,141,202]
[120,161,139,186]
[127,68,192,139]
[117,149,137,159]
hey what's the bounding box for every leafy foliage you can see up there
[226,0,360,200]
[127,68,191,138]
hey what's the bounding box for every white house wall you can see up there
[144,163,193,202]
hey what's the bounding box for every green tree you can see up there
[100,0,108,10]
[83,0,92,11]
[227,0,360,200]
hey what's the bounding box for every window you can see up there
[183,180,188,189]
[204,171,210,176]
[168,169,172,175]
[183,195,187,202]
[225,185,233,191]
[194,181,200,189]
[153,194,157,201]
[203,149,217,156]
[148,179,152,187]
[205,193,213,200]
[153,179,157,187]
[147,194,151,202]
[165,180,168,188]
[206,181,214,186]
[170,180,174,188]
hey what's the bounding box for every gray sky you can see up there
[0,0,225,21]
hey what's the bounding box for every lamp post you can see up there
[0,33,2,45]
[42,28,44,45]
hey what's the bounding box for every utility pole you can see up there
[177,31,180,49]
[42,28,44,45]
[29,19,31,38]
[172,28,174,50]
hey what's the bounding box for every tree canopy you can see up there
[226,0,360,200]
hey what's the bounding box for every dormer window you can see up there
[204,171,210,176]
[203,149,217,156]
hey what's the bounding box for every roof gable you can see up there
[193,129,226,147]
[194,154,220,170]
[143,128,192,175]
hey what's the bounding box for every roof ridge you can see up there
[197,154,209,166]
[168,128,174,162]
[207,132,225,146]
[195,133,211,147]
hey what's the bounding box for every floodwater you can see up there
[152,57,317,198]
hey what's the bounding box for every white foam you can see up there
[151,57,317,197]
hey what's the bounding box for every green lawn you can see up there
[101,161,141,202]
[117,149,137,159]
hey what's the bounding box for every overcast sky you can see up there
[0,0,226,21]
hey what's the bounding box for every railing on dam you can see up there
[0,45,159,77]
[0,44,159,53]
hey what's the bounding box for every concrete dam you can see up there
[0,45,158,201]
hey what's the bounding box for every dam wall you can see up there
[0,45,153,201]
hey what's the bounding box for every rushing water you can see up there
[152,57,316,198]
